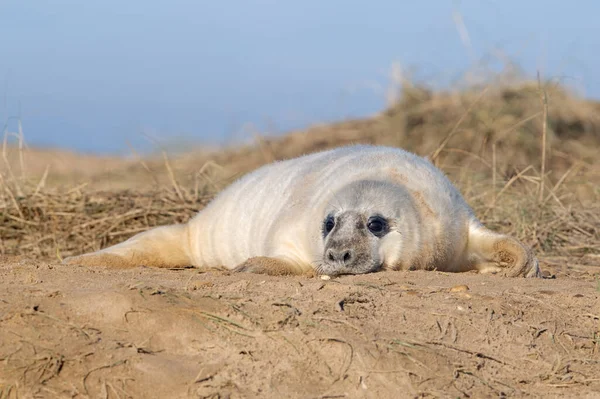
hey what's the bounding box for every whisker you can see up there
[326,200,341,213]
[324,187,343,212]
[331,191,344,212]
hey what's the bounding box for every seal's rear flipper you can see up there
[63,224,193,268]
[467,223,541,278]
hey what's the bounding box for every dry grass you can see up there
[0,77,599,262]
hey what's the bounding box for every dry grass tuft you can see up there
[0,77,599,261]
[0,189,211,259]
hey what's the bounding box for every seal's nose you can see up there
[326,248,355,265]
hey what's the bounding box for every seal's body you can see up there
[64,145,541,278]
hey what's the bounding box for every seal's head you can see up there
[317,179,418,276]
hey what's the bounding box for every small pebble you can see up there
[449,284,470,293]
[320,275,331,280]
[541,270,556,279]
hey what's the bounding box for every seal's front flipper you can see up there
[467,224,541,278]
[63,224,193,269]
[233,256,312,276]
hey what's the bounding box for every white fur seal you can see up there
[64,145,541,278]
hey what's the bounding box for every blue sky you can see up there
[0,1,597,154]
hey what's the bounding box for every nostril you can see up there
[327,251,335,262]
[343,251,351,263]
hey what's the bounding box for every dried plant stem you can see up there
[492,142,497,213]
[430,87,489,164]
[162,150,185,203]
[537,72,548,203]
[18,118,26,179]
[2,127,23,197]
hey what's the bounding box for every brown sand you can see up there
[1,256,599,398]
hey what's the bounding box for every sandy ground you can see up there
[0,256,598,399]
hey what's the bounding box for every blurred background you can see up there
[0,0,597,154]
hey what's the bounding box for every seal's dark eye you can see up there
[367,216,388,237]
[323,216,335,236]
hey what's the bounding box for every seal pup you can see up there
[63,145,541,278]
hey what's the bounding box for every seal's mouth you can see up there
[317,262,383,277]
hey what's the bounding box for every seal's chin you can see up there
[319,262,383,276]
